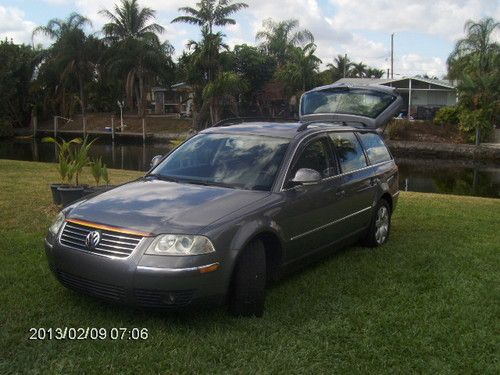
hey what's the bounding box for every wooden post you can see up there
[32,115,37,137]
[111,116,115,141]
[54,116,57,138]
[142,117,146,142]
[83,116,87,136]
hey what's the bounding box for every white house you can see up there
[334,77,457,119]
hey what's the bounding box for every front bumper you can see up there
[45,238,229,308]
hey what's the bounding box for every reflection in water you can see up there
[0,138,499,198]
[0,138,172,172]
[396,158,500,199]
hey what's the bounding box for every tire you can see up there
[363,199,391,247]
[228,240,266,317]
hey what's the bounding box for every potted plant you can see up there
[42,137,82,204]
[58,136,96,206]
[84,157,114,196]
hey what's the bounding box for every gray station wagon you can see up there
[45,84,402,316]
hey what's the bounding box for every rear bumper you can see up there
[45,239,228,308]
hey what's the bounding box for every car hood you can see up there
[67,179,269,235]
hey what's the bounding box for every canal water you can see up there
[1,138,499,198]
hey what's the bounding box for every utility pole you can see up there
[391,33,394,79]
[343,53,347,78]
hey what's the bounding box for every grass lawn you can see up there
[0,159,498,374]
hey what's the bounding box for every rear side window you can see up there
[329,132,367,173]
[357,132,392,164]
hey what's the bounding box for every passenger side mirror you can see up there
[291,168,322,186]
[150,155,163,169]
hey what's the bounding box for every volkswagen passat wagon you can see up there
[45,84,402,316]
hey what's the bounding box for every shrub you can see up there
[0,118,14,138]
[458,109,494,143]
[434,106,460,126]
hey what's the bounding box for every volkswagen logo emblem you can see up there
[85,230,101,250]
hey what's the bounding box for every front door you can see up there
[278,136,346,261]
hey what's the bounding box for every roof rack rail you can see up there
[212,117,298,127]
[297,120,368,132]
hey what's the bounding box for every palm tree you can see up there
[172,0,249,35]
[100,0,164,42]
[351,62,367,78]
[256,18,314,66]
[200,71,248,124]
[447,17,499,79]
[275,43,322,93]
[365,67,385,78]
[33,13,94,126]
[327,54,353,81]
[447,17,499,144]
[101,0,173,116]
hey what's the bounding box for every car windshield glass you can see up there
[301,88,396,118]
[150,133,289,191]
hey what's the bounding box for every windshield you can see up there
[301,88,396,118]
[150,133,289,191]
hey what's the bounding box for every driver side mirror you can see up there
[290,168,322,186]
[150,155,163,169]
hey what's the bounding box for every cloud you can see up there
[398,54,446,77]
[328,0,499,41]
[0,6,37,44]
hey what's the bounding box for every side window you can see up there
[357,132,392,164]
[329,132,367,173]
[290,138,333,180]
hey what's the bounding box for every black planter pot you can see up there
[58,186,86,207]
[50,184,69,205]
[83,185,116,197]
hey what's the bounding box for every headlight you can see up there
[145,234,215,256]
[49,212,65,236]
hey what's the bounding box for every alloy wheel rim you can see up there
[375,206,389,244]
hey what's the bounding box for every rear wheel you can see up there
[363,199,391,247]
[228,240,266,317]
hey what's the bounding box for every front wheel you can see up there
[228,240,266,317]
[363,199,391,247]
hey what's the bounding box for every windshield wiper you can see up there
[179,178,235,189]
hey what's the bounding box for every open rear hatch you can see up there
[299,83,403,129]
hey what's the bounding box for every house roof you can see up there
[335,77,456,90]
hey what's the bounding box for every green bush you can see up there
[458,109,494,143]
[434,106,460,126]
[0,118,14,138]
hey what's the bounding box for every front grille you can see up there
[59,221,143,258]
[56,270,126,302]
[134,289,194,307]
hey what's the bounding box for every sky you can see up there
[1,0,499,78]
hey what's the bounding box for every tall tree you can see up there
[100,0,164,42]
[275,43,322,93]
[33,13,94,123]
[447,17,499,79]
[172,0,249,35]
[0,40,41,128]
[447,17,499,144]
[172,0,248,128]
[256,18,314,67]
[351,61,367,78]
[327,54,353,81]
[101,0,173,116]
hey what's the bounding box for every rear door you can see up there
[328,131,376,235]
